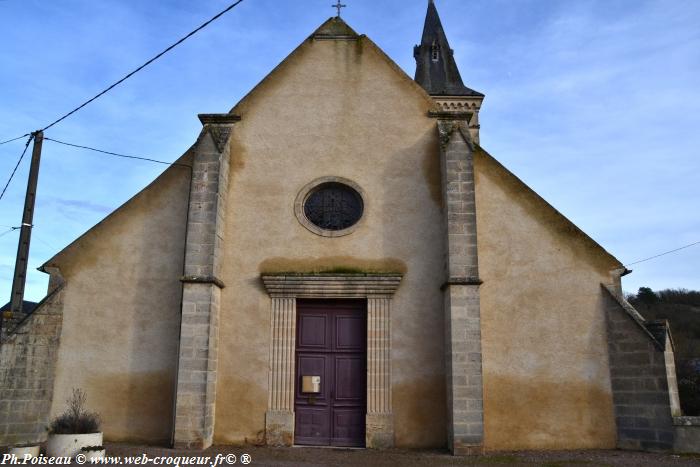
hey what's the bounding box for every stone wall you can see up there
[673,416,700,453]
[603,287,675,451]
[0,288,63,447]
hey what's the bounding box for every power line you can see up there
[44,137,191,168]
[31,230,57,251]
[0,227,19,238]
[0,133,31,146]
[40,0,246,132]
[0,135,33,201]
[625,240,700,267]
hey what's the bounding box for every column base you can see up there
[265,411,294,446]
[173,435,212,450]
[452,442,485,456]
[366,413,394,449]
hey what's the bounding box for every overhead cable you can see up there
[0,134,31,146]
[0,134,33,201]
[40,0,246,132]
[625,240,700,267]
[44,137,190,168]
[0,227,19,238]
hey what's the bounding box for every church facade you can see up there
[1,2,683,454]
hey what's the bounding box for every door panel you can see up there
[335,315,365,351]
[334,356,365,403]
[298,313,329,349]
[294,300,366,447]
[331,408,366,447]
[295,407,330,443]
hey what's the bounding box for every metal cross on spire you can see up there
[332,0,347,17]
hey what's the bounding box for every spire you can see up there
[414,0,482,97]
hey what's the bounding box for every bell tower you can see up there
[414,0,484,143]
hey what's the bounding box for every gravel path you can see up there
[92,443,700,467]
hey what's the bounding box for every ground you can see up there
[78,444,700,467]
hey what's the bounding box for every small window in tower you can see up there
[431,42,440,62]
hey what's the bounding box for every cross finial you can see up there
[332,0,346,17]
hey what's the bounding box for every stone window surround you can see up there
[261,273,402,448]
[294,176,367,238]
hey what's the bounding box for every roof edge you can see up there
[475,145,624,271]
[231,18,438,115]
[602,284,665,350]
[39,148,195,271]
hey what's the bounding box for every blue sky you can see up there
[1,0,698,302]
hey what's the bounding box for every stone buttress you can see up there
[172,114,239,449]
[435,115,485,455]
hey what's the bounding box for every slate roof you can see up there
[414,0,483,97]
[0,300,38,313]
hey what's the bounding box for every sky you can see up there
[1,0,698,303]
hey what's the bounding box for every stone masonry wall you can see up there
[603,288,675,451]
[673,417,700,453]
[0,288,63,447]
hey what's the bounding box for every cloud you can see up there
[45,197,113,217]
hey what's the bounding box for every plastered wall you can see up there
[214,35,448,448]
[474,148,620,450]
[47,159,192,443]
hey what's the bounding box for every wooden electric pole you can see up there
[2,130,44,334]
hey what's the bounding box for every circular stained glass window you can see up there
[303,182,364,231]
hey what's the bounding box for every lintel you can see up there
[261,273,403,298]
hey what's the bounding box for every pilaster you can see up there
[173,114,237,449]
[265,297,297,446]
[436,117,485,455]
[366,296,393,448]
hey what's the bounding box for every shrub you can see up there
[678,361,700,416]
[48,388,101,434]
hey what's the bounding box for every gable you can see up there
[230,18,437,118]
[40,149,193,272]
[474,145,622,274]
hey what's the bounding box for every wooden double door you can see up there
[294,300,367,447]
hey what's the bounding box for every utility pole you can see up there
[2,130,43,335]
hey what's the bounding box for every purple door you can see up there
[294,300,367,447]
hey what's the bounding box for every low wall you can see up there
[0,288,63,447]
[603,288,675,451]
[674,416,700,454]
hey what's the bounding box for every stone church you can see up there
[1,1,686,454]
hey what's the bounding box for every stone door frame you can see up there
[261,273,402,448]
